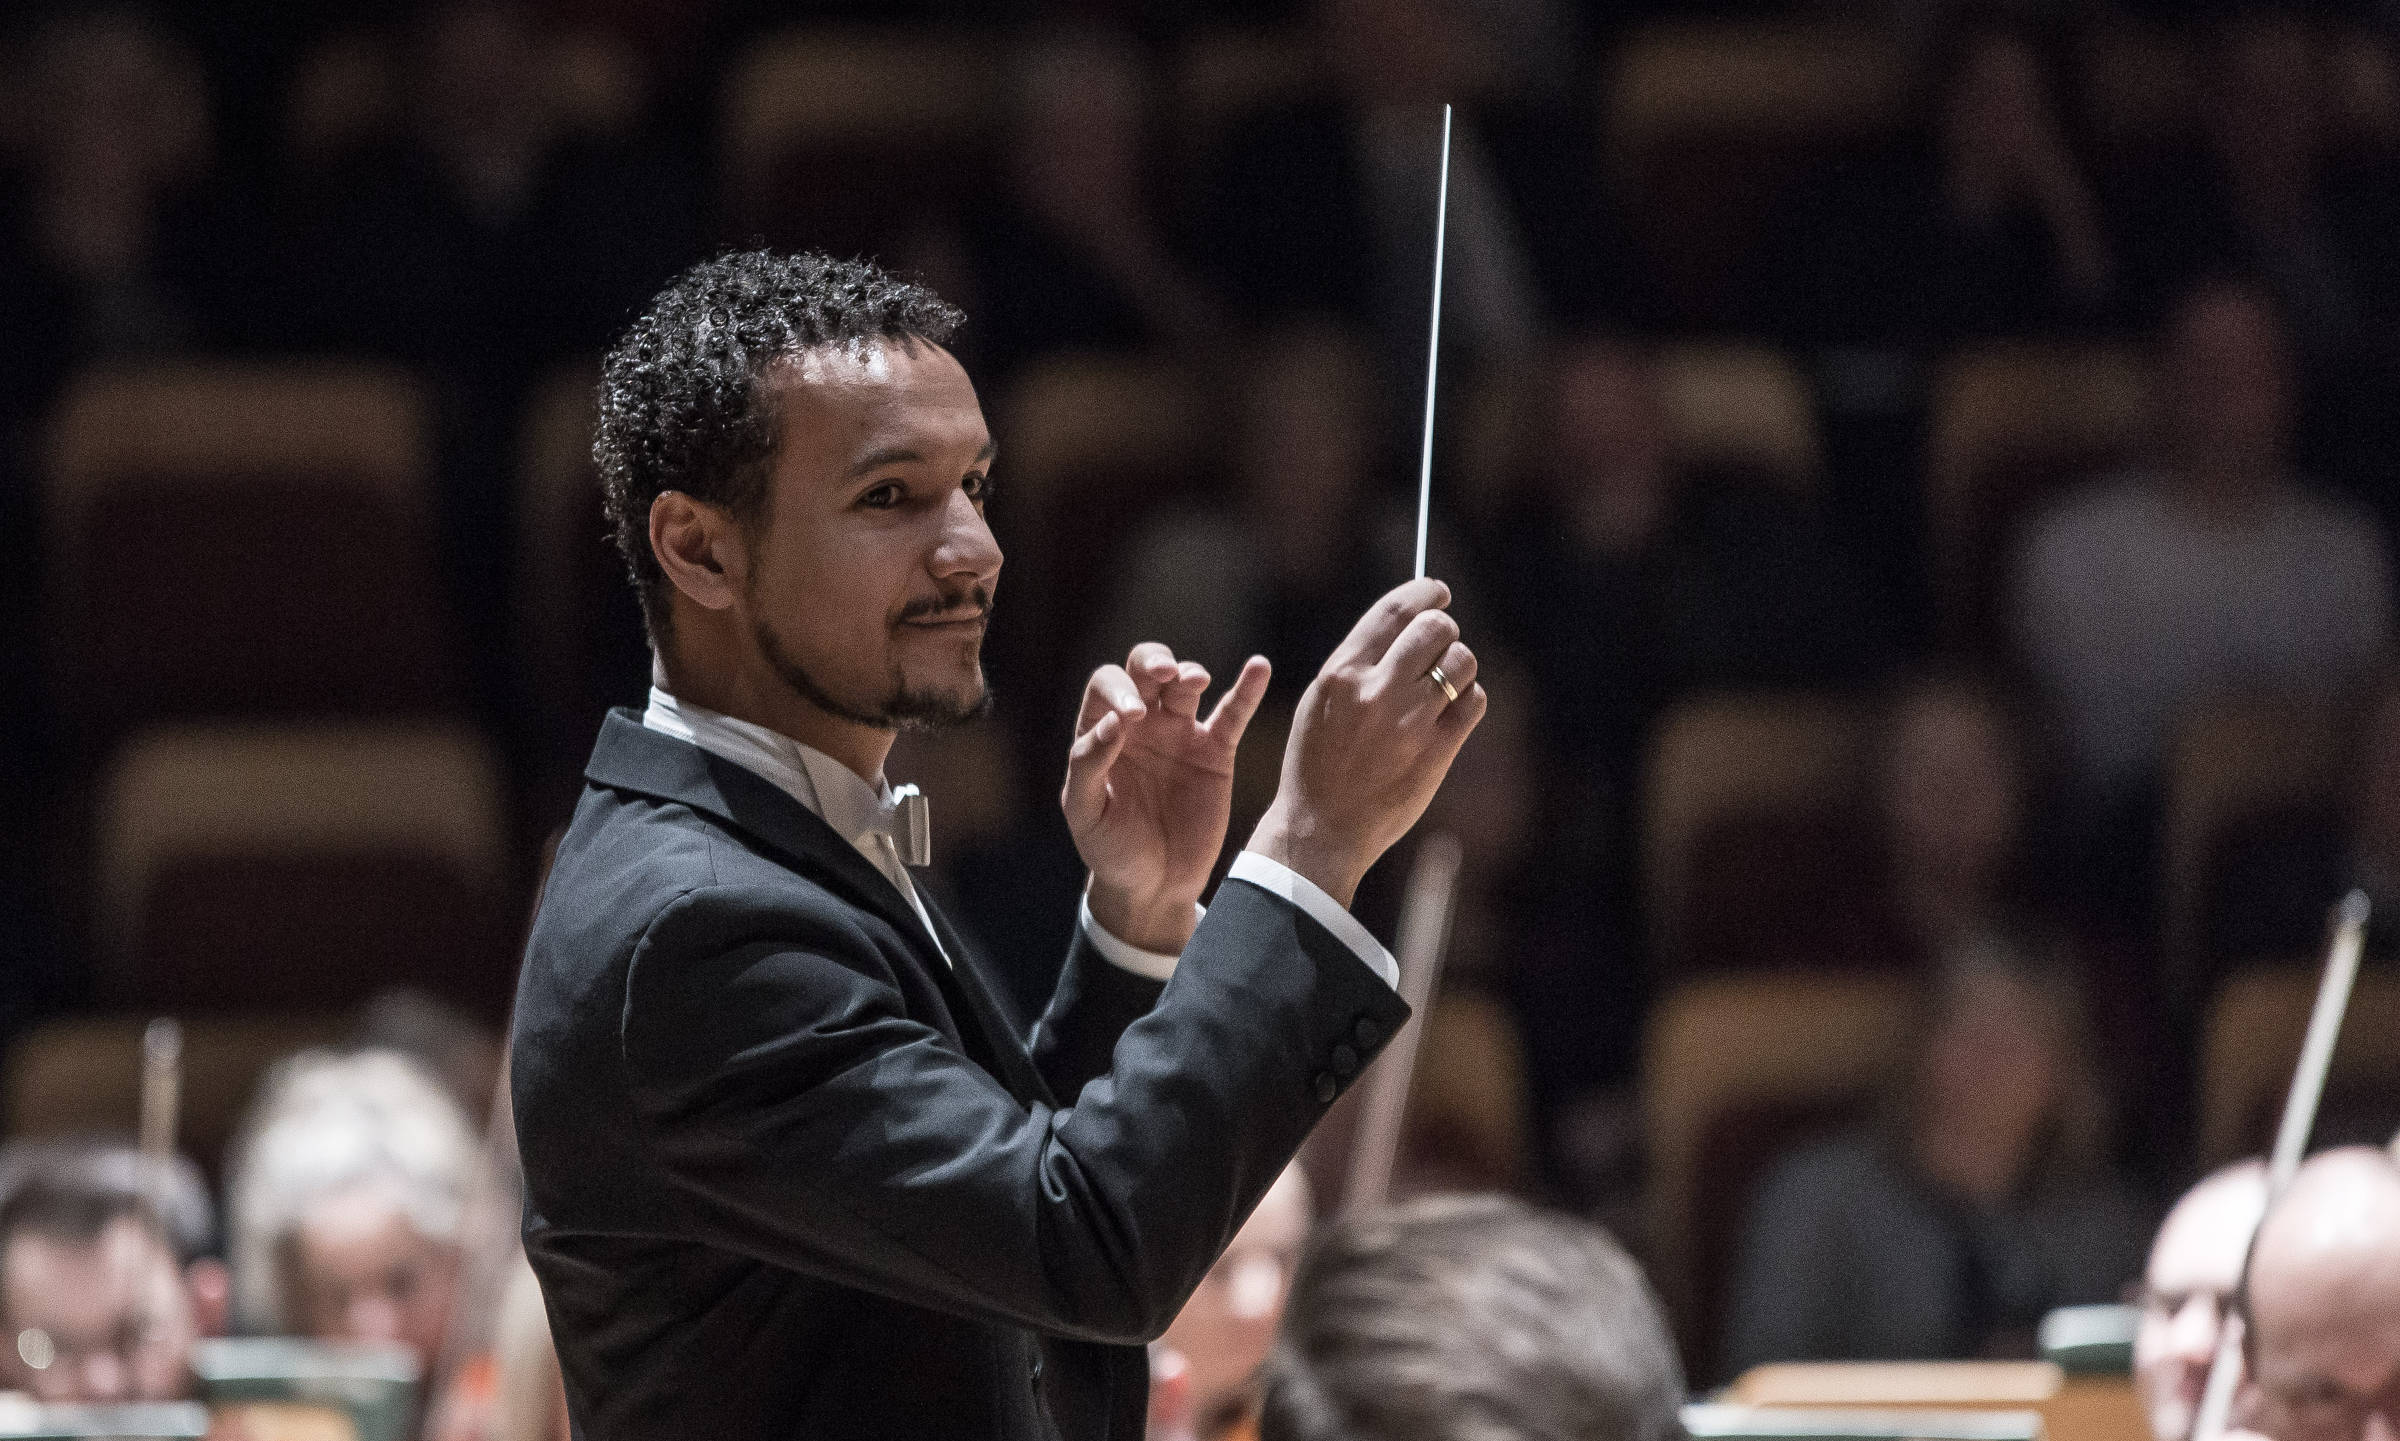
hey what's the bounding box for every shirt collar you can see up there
[641,686,897,858]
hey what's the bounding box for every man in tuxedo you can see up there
[511,250,1487,1441]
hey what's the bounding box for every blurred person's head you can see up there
[1154,1165,1315,1440]
[227,1049,477,1368]
[2138,1160,2272,1441]
[19,7,210,275]
[406,0,552,220]
[2161,276,2295,504]
[1934,21,2070,180]
[0,1146,218,1402]
[1878,674,2029,944]
[596,252,995,760]
[349,988,503,1125]
[1258,1194,1684,1441]
[1535,336,1673,556]
[1233,321,1380,582]
[1903,933,2111,1207]
[2242,1147,2400,1441]
[1006,33,1153,234]
[2205,11,2327,205]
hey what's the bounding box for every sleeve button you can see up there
[1330,1044,1359,1077]
[1352,1016,1383,1049]
[1312,1071,1339,1104]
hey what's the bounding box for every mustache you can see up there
[896,586,993,625]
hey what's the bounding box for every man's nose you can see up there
[934,487,1002,582]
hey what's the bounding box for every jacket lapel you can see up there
[583,711,1028,1087]
[916,888,1055,1108]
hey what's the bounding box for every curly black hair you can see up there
[593,250,966,643]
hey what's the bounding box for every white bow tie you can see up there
[868,784,931,868]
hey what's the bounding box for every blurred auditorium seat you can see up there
[3,1012,350,1179]
[1404,989,1533,1195]
[515,363,646,825]
[2161,694,2344,992]
[44,363,464,741]
[1453,341,1822,514]
[1923,341,2154,651]
[288,23,648,168]
[1641,694,1880,974]
[720,29,998,260]
[1654,343,1823,491]
[93,723,519,1019]
[1643,970,1914,1381]
[1603,23,1909,324]
[2197,965,2400,1169]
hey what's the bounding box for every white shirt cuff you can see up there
[1225,851,1402,992]
[1078,886,1196,982]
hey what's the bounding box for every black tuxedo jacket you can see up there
[512,712,1410,1440]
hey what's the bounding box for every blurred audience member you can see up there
[2013,277,2391,805]
[0,1142,223,1403]
[1199,0,1552,376]
[1878,673,2039,959]
[0,7,256,427]
[962,32,1221,380]
[1149,1165,1313,1441]
[1725,935,2150,1370]
[2112,12,2400,360]
[2136,1160,2270,1441]
[1096,321,1392,697]
[2241,1147,2400,1441]
[1485,334,1882,797]
[227,1049,478,1371]
[2210,675,2400,964]
[1758,18,2114,344]
[1257,1194,1685,1441]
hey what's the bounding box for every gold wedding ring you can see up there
[1426,664,1460,704]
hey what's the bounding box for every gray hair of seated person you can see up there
[223,1048,478,1334]
[1259,1194,1687,1441]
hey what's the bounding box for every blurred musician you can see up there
[0,1144,222,1404]
[2136,1161,2269,1441]
[2242,1148,2400,1441]
[511,251,1484,1440]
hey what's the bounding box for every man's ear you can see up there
[649,491,746,613]
[185,1257,230,1337]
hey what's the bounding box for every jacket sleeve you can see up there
[617,875,1411,1346]
[1027,927,1167,1103]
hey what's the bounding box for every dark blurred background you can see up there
[7,0,2400,1386]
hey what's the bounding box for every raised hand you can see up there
[1249,578,1486,907]
[1062,644,1273,954]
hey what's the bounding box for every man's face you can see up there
[0,1218,196,1402]
[2137,1170,2269,1441]
[286,1185,461,1369]
[738,341,1001,730]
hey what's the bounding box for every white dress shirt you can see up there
[640,686,1398,991]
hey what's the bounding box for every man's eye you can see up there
[963,472,991,501]
[860,483,902,509]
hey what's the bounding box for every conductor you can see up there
[511,251,1487,1441]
